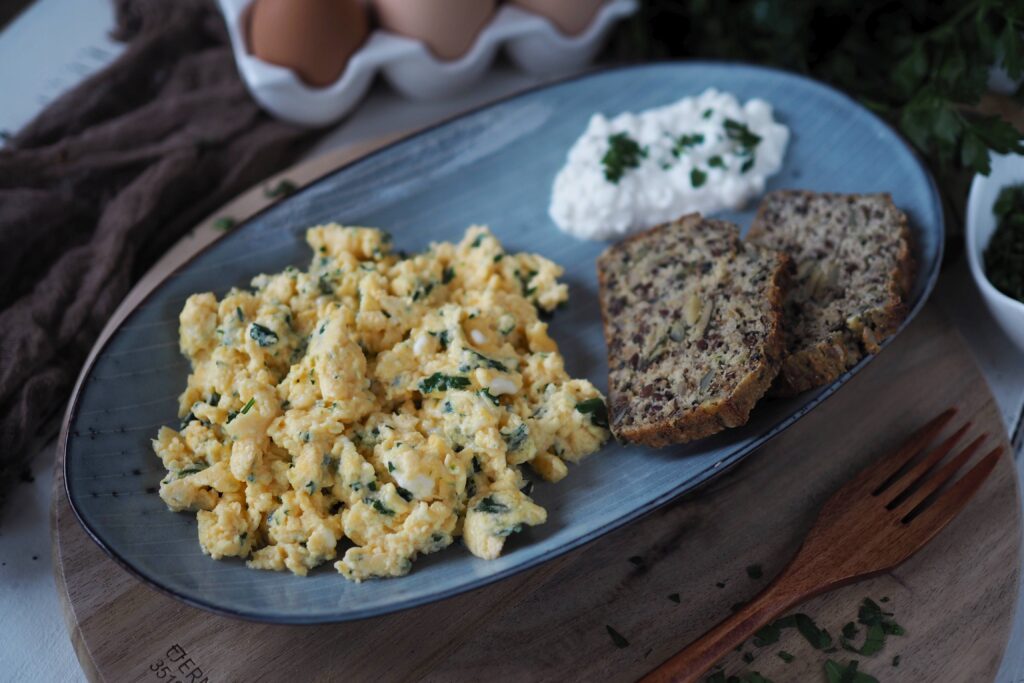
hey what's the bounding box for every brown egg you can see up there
[374,0,497,61]
[513,0,606,36]
[249,0,369,87]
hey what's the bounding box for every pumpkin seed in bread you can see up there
[747,190,914,396]
[597,215,788,447]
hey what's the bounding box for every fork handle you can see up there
[640,572,806,683]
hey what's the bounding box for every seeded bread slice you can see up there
[597,214,788,447]
[747,190,914,396]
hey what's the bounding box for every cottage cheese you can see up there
[549,89,790,240]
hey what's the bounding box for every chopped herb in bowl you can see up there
[985,184,1024,304]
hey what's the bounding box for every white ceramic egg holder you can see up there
[217,0,637,126]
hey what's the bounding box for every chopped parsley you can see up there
[691,168,708,188]
[411,282,434,301]
[605,625,630,648]
[474,495,509,514]
[668,593,681,604]
[418,373,471,393]
[471,234,485,248]
[746,564,763,579]
[442,266,455,284]
[753,613,831,650]
[396,486,414,502]
[369,499,394,516]
[708,155,726,168]
[478,389,500,406]
[575,398,609,429]
[213,216,236,231]
[240,397,256,415]
[777,651,794,663]
[795,614,833,650]
[985,183,1024,303]
[672,132,705,157]
[177,463,208,478]
[501,423,529,452]
[723,119,762,151]
[841,598,904,655]
[464,349,508,372]
[602,132,647,184]
[249,323,279,347]
[264,179,297,199]
[824,659,877,683]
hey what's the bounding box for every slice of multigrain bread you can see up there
[597,215,789,447]
[747,190,914,396]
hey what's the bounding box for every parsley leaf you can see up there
[824,659,878,683]
[575,398,609,429]
[602,132,647,184]
[474,495,510,514]
[264,179,297,199]
[985,184,1024,303]
[249,323,278,347]
[605,625,630,648]
[213,216,236,231]
[672,132,705,157]
[418,373,470,394]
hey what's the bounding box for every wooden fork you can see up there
[641,408,1004,683]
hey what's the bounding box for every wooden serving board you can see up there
[51,142,1021,683]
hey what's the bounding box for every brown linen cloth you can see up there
[0,0,320,509]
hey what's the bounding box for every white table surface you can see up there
[1,2,1022,681]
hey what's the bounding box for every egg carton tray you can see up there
[218,0,637,127]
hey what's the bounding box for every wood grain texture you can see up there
[52,303,1021,683]
[642,410,1004,683]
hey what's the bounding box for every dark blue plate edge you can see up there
[61,60,945,625]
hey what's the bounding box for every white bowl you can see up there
[965,152,1024,352]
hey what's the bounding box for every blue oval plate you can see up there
[64,63,943,623]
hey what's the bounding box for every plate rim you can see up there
[62,60,946,624]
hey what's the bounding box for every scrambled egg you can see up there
[152,225,609,581]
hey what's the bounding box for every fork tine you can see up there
[881,426,975,506]
[860,408,957,494]
[892,434,986,517]
[902,447,1003,530]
